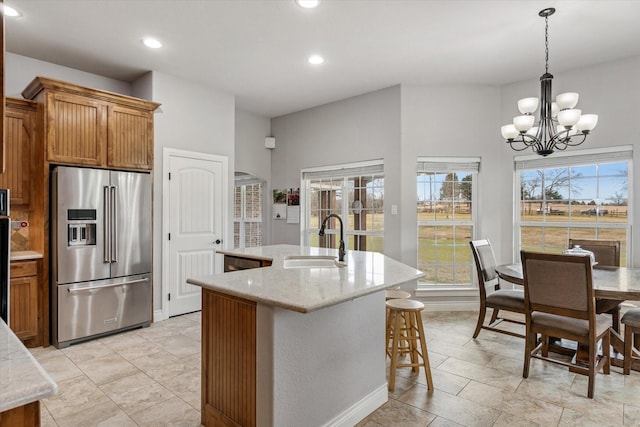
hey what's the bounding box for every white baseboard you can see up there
[323,384,387,427]
[153,309,168,322]
[421,301,479,312]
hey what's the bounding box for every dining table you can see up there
[495,263,640,372]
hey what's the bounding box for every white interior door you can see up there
[166,151,226,317]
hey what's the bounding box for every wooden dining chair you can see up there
[470,239,525,339]
[568,239,623,332]
[521,251,610,398]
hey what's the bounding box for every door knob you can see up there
[214,239,222,245]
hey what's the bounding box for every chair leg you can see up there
[489,308,499,324]
[523,328,535,378]
[587,338,596,399]
[624,324,633,375]
[541,335,549,358]
[407,313,419,372]
[603,330,611,375]
[611,306,621,334]
[473,304,486,338]
[388,311,401,391]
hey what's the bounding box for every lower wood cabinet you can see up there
[223,255,272,272]
[9,260,39,343]
[0,401,40,427]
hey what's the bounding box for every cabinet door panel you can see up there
[108,105,153,170]
[10,276,39,340]
[47,92,107,166]
[0,105,32,206]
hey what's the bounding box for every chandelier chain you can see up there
[544,14,549,74]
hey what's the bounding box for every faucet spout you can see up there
[318,214,345,262]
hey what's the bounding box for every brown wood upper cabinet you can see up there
[22,76,160,171]
[1,98,36,207]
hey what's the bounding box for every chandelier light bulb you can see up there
[557,109,581,127]
[517,97,539,114]
[501,124,519,140]
[556,92,579,110]
[551,102,559,118]
[526,126,539,137]
[513,115,535,132]
[576,114,598,133]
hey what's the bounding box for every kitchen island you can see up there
[0,319,57,426]
[187,244,423,427]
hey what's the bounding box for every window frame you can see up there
[300,159,384,251]
[416,157,480,292]
[513,145,633,263]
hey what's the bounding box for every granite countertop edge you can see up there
[190,244,424,313]
[0,320,57,413]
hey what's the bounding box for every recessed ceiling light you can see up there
[142,38,163,49]
[2,4,22,17]
[308,55,325,65]
[296,0,320,9]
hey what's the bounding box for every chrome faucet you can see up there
[318,214,345,262]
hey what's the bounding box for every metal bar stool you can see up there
[621,308,640,375]
[386,298,433,391]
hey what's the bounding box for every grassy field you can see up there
[310,209,628,284]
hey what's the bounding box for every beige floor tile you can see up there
[427,416,465,426]
[106,333,164,361]
[428,339,496,366]
[54,399,137,427]
[74,352,140,386]
[39,404,58,427]
[356,397,436,426]
[100,371,175,414]
[34,353,84,383]
[459,380,563,425]
[130,349,192,382]
[156,333,200,358]
[42,375,111,420]
[437,357,523,392]
[60,339,114,363]
[398,383,501,427]
[181,352,202,370]
[130,396,201,427]
[624,404,640,425]
[157,366,201,410]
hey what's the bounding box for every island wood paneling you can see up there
[202,289,256,427]
[0,401,40,427]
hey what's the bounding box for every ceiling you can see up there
[6,0,640,118]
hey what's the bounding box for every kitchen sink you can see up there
[282,255,346,269]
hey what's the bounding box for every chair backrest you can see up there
[470,239,499,299]
[568,239,620,268]
[520,251,595,320]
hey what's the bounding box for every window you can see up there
[302,161,384,252]
[417,158,479,286]
[516,147,632,265]
[234,174,263,249]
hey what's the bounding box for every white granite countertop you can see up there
[187,244,424,313]
[0,320,57,412]
[10,250,43,261]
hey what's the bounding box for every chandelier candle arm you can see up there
[501,7,598,156]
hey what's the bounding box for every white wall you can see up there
[150,71,235,312]
[5,52,131,97]
[400,84,502,266]
[235,109,272,245]
[499,55,640,267]
[270,86,402,258]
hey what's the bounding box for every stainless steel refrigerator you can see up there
[51,166,152,348]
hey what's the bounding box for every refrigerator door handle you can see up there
[111,186,118,263]
[103,186,111,263]
[67,277,150,293]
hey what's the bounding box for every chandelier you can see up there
[501,8,598,156]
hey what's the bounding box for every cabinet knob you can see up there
[213,239,222,245]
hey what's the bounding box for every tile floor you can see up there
[30,310,640,426]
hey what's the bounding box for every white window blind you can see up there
[515,146,632,170]
[417,157,481,173]
[302,160,384,180]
